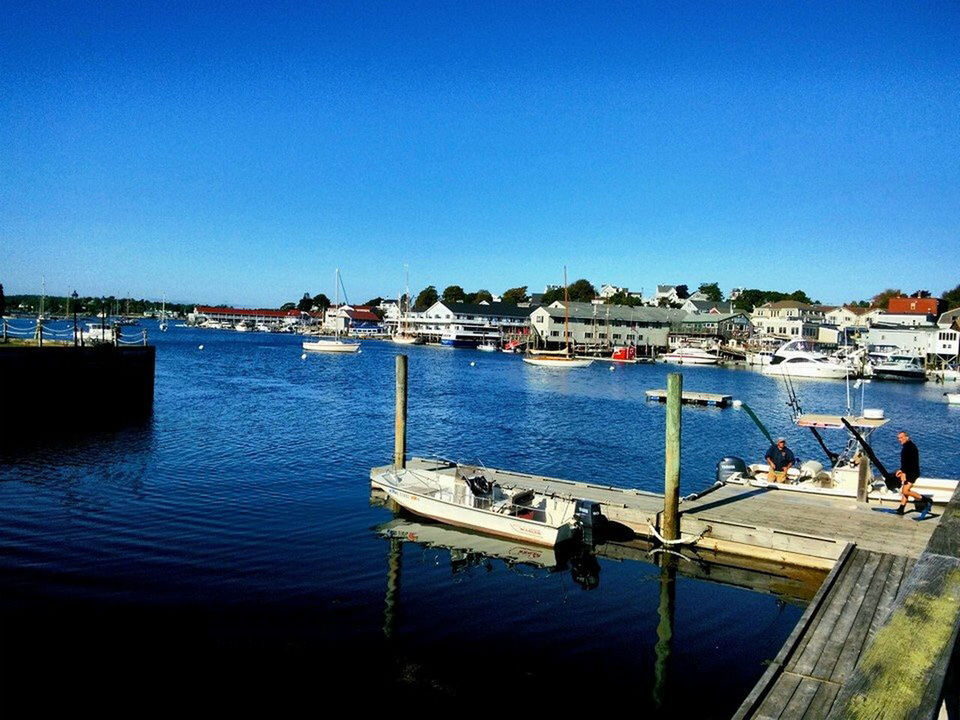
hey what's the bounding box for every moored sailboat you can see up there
[303,268,361,354]
[523,267,593,369]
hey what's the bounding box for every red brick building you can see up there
[887,296,942,316]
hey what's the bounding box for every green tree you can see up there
[0,283,5,317]
[414,285,438,310]
[474,289,493,303]
[312,293,331,312]
[363,297,384,308]
[441,285,465,304]
[605,291,642,307]
[542,279,597,305]
[697,282,724,302]
[280,302,296,311]
[870,288,902,309]
[942,283,960,310]
[675,284,690,300]
[501,286,529,304]
[297,293,313,312]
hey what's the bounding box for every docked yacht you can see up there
[761,340,851,380]
[871,355,927,382]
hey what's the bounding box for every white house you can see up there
[750,301,827,340]
[649,285,681,306]
[825,306,880,329]
[599,284,627,299]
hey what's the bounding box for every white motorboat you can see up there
[371,465,594,546]
[761,340,852,380]
[303,268,360,354]
[662,347,719,365]
[871,355,926,382]
[745,350,774,366]
[477,343,498,352]
[724,412,959,504]
[945,393,960,405]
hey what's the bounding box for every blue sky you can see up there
[2,1,958,307]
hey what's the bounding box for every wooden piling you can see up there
[394,354,408,469]
[857,456,870,504]
[663,372,682,541]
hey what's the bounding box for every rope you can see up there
[647,523,709,546]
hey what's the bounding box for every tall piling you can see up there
[663,372,682,541]
[857,456,871,503]
[394,354,408,469]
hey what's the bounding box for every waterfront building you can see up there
[825,305,880,329]
[529,301,672,352]
[750,300,828,340]
[888,295,943,316]
[323,305,383,335]
[868,312,938,328]
[675,311,752,341]
[413,301,531,346]
[191,305,307,328]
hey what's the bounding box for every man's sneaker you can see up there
[896,505,906,515]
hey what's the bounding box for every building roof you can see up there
[538,301,677,324]
[438,301,532,319]
[761,300,814,310]
[680,312,750,325]
[344,308,380,323]
[832,305,871,316]
[656,285,676,294]
[195,305,302,318]
[937,307,960,328]
[686,299,734,313]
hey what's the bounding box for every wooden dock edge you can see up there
[731,543,856,720]
[825,485,960,719]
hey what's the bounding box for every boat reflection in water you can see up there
[376,517,600,591]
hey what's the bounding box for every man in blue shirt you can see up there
[765,437,795,483]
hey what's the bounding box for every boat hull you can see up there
[440,338,481,348]
[302,340,360,353]
[662,353,718,365]
[522,356,593,368]
[761,363,849,379]
[736,466,958,504]
[392,334,422,345]
[872,369,927,382]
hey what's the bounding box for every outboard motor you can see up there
[716,456,747,483]
[574,500,604,545]
[463,473,492,497]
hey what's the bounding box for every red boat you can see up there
[611,346,636,362]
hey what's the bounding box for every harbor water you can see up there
[1,324,957,711]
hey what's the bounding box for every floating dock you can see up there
[645,388,733,407]
[370,458,959,716]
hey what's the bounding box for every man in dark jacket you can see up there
[765,437,795,483]
[895,431,926,514]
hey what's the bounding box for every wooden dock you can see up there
[370,458,958,716]
[733,545,914,718]
[645,388,733,407]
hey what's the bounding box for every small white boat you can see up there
[724,412,959,504]
[302,337,361,353]
[662,347,719,365]
[371,465,591,546]
[477,343,498,352]
[946,393,960,405]
[523,353,593,368]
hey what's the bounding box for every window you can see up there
[550,331,559,337]
[613,333,622,339]
[584,332,593,338]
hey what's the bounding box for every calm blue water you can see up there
[1,322,957,710]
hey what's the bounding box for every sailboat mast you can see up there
[334,268,340,340]
[563,266,570,354]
